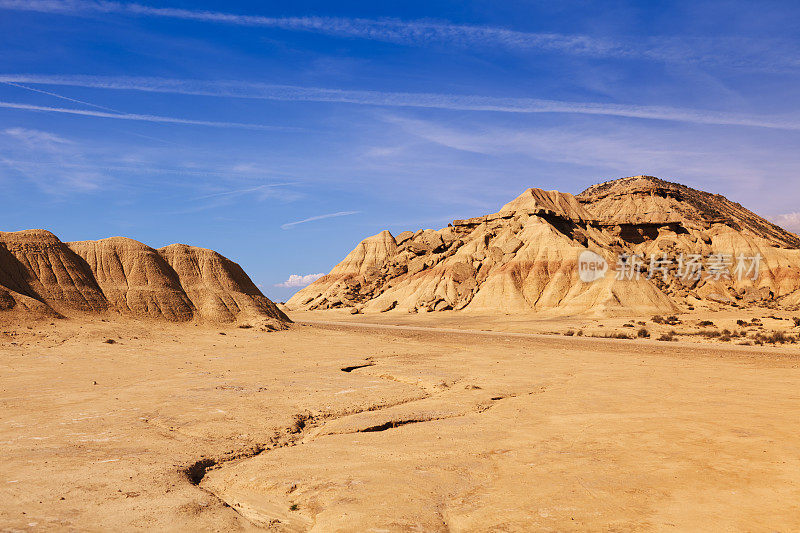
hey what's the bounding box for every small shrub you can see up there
[593,332,632,340]
[752,331,797,345]
[652,315,665,324]
[793,317,800,327]
[103,338,116,344]
[576,330,584,337]
[657,332,677,342]
[737,320,748,326]
[238,324,253,329]
[289,503,299,512]
[564,330,575,336]
[623,323,635,328]
[698,320,715,327]
[637,327,650,338]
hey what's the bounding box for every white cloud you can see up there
[275,273,325,288]
[774,213,800,234]
[281,210,359,230]
[3,74,800,131]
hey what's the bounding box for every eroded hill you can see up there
[0,230,289,326]
[287,176,800,315]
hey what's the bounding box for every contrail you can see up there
[281,210,359,229]
[1,80,123,113]
[0,99,297,130]
[2,74,800,131]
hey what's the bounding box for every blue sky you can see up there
[1,0,799,301]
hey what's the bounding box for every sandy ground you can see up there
[1,313,800,531]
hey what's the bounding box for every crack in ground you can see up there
[181,359,545,530]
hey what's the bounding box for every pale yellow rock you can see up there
[287,176,800,316]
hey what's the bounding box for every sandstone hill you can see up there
[0,230,289,326]
[287,176,800,316]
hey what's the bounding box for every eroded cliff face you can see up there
[0,231,289,325]
[287,176,800,316]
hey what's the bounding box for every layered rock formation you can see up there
[0,230,290,325]
[287,176,800,315]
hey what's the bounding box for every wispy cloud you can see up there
[3,74,800,131]
[0,99,294,130]
[274,272,324,288]
[378,114,800,202]
[2,1,798,70]
[281,210,359,229]
[773,213,800,234]
[4,126,73,147]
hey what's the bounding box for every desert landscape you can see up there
[3,2,800,530]
[2,176,800,531]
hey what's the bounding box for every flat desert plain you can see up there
[2,313,800,532]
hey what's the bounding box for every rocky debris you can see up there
[0,230,289,325]
[287,177,800,316]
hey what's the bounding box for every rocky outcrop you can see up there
[287,178,800,316]
[0,230,289,325]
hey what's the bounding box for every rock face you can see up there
[287,176,800,316]
[0,230,290,325]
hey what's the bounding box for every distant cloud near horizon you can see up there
[275,273,324,288]
[774,213,800,235]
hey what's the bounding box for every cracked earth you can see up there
[2,315,800,531]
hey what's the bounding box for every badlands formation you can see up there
[288,176,800,316]
[0,229,289,326]
[4,176,800,532]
